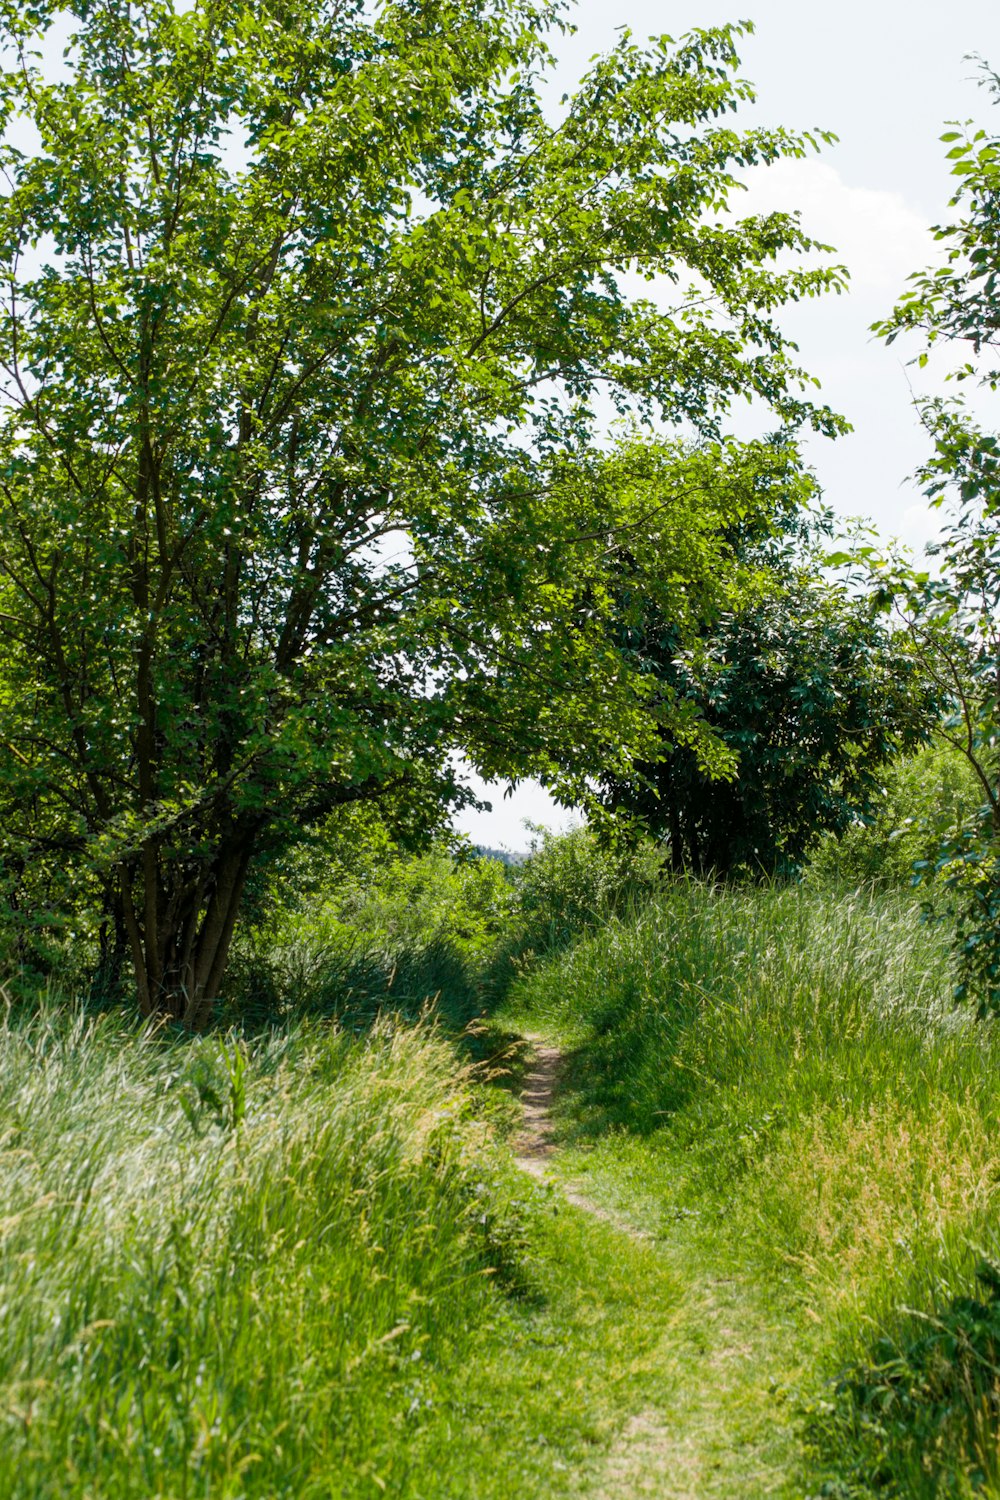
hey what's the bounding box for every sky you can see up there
[453,0,1000,850]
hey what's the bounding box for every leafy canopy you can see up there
[865,67,1000,1012]
[597,513,931,876]
[0,0,845,1017]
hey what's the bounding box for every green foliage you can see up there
[225,842,516,1028]
[498,880,1000,1493]
[859,70,1000,1015]
[810,1262,1000,1498]
[806,744,984,887]
[508,824,665,956]
[225,826,667,1031]
[933,842,1000,1017]
[0,1008,542,1496]
[0,0,846,1020]
[598,518,931,876]
[335,847,516,962]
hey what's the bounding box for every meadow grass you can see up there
[498,879,1000,1497]
[12,866,1000,1496]
[0,999,698,1499]
[0,1006,515,1497]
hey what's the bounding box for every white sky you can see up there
[454,0,1000,849]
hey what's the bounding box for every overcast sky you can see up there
[454,0,1000,849]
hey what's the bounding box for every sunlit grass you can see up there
[13,869,1000,1496]
[0,1007,523,1497]
[499,879,1000,1496]
[0,999,696,1499]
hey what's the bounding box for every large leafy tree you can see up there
[596,518,931,876]
[0,0,845,1021]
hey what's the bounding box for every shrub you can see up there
[226,844,516,1028]
[509,825,665,955]
[805,744,983,888]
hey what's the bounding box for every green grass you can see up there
[0,1008,507,1496]
[12,872,1000,1496]
[0,1002,700,1499]
[498,879,1000,1497]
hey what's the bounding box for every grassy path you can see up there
[509,1036,812,1499]
[588,1257,806,1499]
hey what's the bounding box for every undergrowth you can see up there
[224,828,663,1034]
[14,830,1000,1496]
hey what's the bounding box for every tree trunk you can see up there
[667,801,685,874]
[118,824,257,1028]
[685,809,704,878]
[93,886,129,1000]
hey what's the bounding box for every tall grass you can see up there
[0,1006,524,1497]
[222,832,667,1035]
[500,879,1000,1496]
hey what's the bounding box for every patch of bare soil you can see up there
[512,1038,563,1176]
[513,1036,652,1235]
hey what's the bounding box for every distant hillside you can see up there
[474,845,528,867]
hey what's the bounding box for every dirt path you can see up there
[512,1037,562,1176]
[512,1036,800,1499]
[513,1037,652,1234]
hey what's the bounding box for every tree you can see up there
[0,0,846,1022]
[596,518,931,876]
[805,742,984,888]
[867,68,1000,1012]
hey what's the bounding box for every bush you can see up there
[509,824,665,955]
[228,827,667,1028]
[805,744,983,888]
[226,844,516,1029]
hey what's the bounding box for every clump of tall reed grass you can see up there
[0,1004,525,1497]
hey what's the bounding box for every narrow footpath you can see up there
[511,1036,808,1499]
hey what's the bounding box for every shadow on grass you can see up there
[539,978,705,1146]
[807,1261,1000,1499]
[222,931,532,1104]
